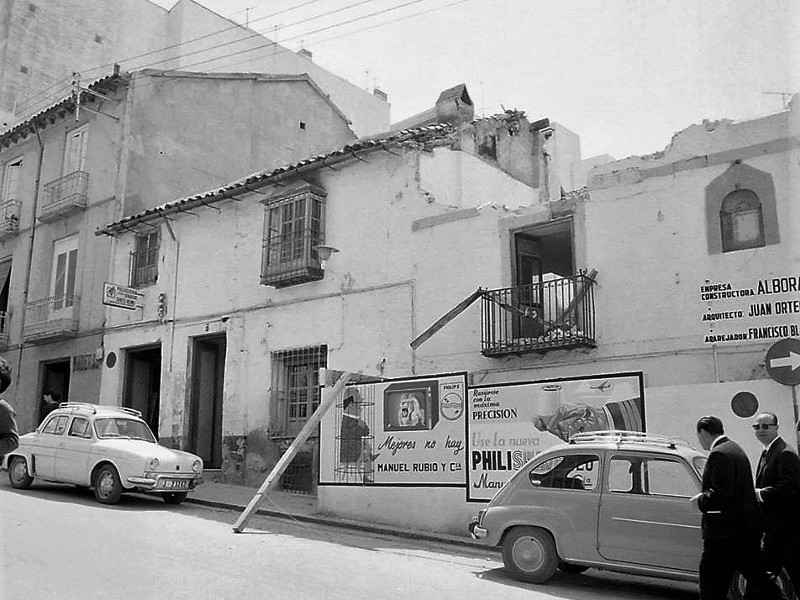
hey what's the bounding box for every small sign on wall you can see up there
[102,282,142,310]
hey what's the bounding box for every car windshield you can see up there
[94,418,156,442]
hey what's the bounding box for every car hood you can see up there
[93,440,201,466]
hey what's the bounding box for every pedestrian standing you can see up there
[690,415,787,600]
[0,357,19,458]
[752,412,800,592]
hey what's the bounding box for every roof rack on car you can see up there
[569,430,692,450]
[57,402,142,418]
[58,402,98,414]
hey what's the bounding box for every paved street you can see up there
[1,480,698,600]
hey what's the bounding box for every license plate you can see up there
[162,479,190,490]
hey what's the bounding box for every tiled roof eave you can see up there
[96,123,458,236]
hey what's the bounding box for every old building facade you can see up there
[0,68,358,433]
[96,91,798,533]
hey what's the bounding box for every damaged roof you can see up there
[97,108,531,236]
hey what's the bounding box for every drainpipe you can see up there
[14,121,45,398]
[163,217,179,372]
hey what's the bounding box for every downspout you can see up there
[14,121,45,397]
[163,216,179,372]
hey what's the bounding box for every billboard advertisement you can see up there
[319,373,468,486]
[467,372,645,501]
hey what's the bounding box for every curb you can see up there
[187,497,493,552]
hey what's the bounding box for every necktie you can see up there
[757,449,767,477]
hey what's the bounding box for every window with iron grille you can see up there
[130,230,159,286]
[720,189,765,253]
[269,345,327,438]
[261,183,326,288]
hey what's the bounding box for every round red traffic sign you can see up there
[765,338,800,386]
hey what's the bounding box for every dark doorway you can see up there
[123,345,162,437]
[189,334,226,469]
[513,220,574,339]
[40,359,70,422]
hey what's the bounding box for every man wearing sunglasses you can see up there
[752,412,800,594]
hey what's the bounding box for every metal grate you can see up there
[130,230,159,286]
[260,187,325,288]
[481,272,596,356]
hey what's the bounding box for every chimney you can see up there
[298,48,313,61]
[373,88,388,102]
[435,84,474,125]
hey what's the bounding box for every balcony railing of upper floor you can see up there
[0,199,21,240]
[39,171,88,223]
[22,295,80,343]
[481,271,597,356]
[0,311,8,348]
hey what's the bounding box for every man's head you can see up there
[696,415,724,451]
[752,412,779,447]
[0,357,11,394]
[342,388,361,415]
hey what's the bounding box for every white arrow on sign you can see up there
[770,350,800,371]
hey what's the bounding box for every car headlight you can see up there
[192,459,202,473]
[147,458,160,471]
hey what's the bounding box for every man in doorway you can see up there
[39,390,61,424]
[690,415,787,600]
[751,412,800,593]
[0,357,19,458]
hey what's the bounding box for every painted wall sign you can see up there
[72,353,99,371]
[702,276,800,343]
[319,373,468,486]
[466,372,645,502]
[102,282,142,310]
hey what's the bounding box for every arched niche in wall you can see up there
[705,162,779,254]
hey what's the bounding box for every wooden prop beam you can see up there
[410,289,483,349]
[232,370,352,533]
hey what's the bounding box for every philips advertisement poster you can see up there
[319,373,468,486]
[467,372,645,501]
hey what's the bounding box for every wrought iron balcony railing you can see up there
[481,271,596,356]
[39,171,88,223]
[0,199,21,239]
[22,295,80,343]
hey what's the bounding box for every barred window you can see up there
[261,183,326,288]
[269,345,327,438]
[720,189,764,253]
[130,230,159,286]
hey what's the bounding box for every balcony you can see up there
[0,199,21,240]
[22,295,79,343]
[39,171,88,223]
[0,311,8,348]
[481,272,596,356]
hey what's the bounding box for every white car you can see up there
[3,402,203,505]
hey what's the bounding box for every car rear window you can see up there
[529,453,599,491]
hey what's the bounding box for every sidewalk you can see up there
[188,478,487,550]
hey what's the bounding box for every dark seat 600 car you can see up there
[469,430,796,600]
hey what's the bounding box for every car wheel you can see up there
[502,526,559,584]
[8,456,34,489]
[161,492,188,505]
[729,569,797,600]
[558,562,589,575]
[93,464,123,505]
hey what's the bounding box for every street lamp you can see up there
[314,244,339,268]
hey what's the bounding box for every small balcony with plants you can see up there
[0,199,21,240]
[22,295,80,343]
[38,171,88,223]
[481,271,597,356]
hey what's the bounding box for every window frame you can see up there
[68,416,92,438]
[607,453,699,499]
[719,189,765,252]
[63,125,89,175]
[269,345,327,438]
[130,229,160,287]
[1,158,23,203]
[260,183,327,288]
[51,235,78,309]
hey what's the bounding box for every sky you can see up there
[147,0,799,159]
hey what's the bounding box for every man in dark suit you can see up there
[690,415,787,600]
[752,412,800,592]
